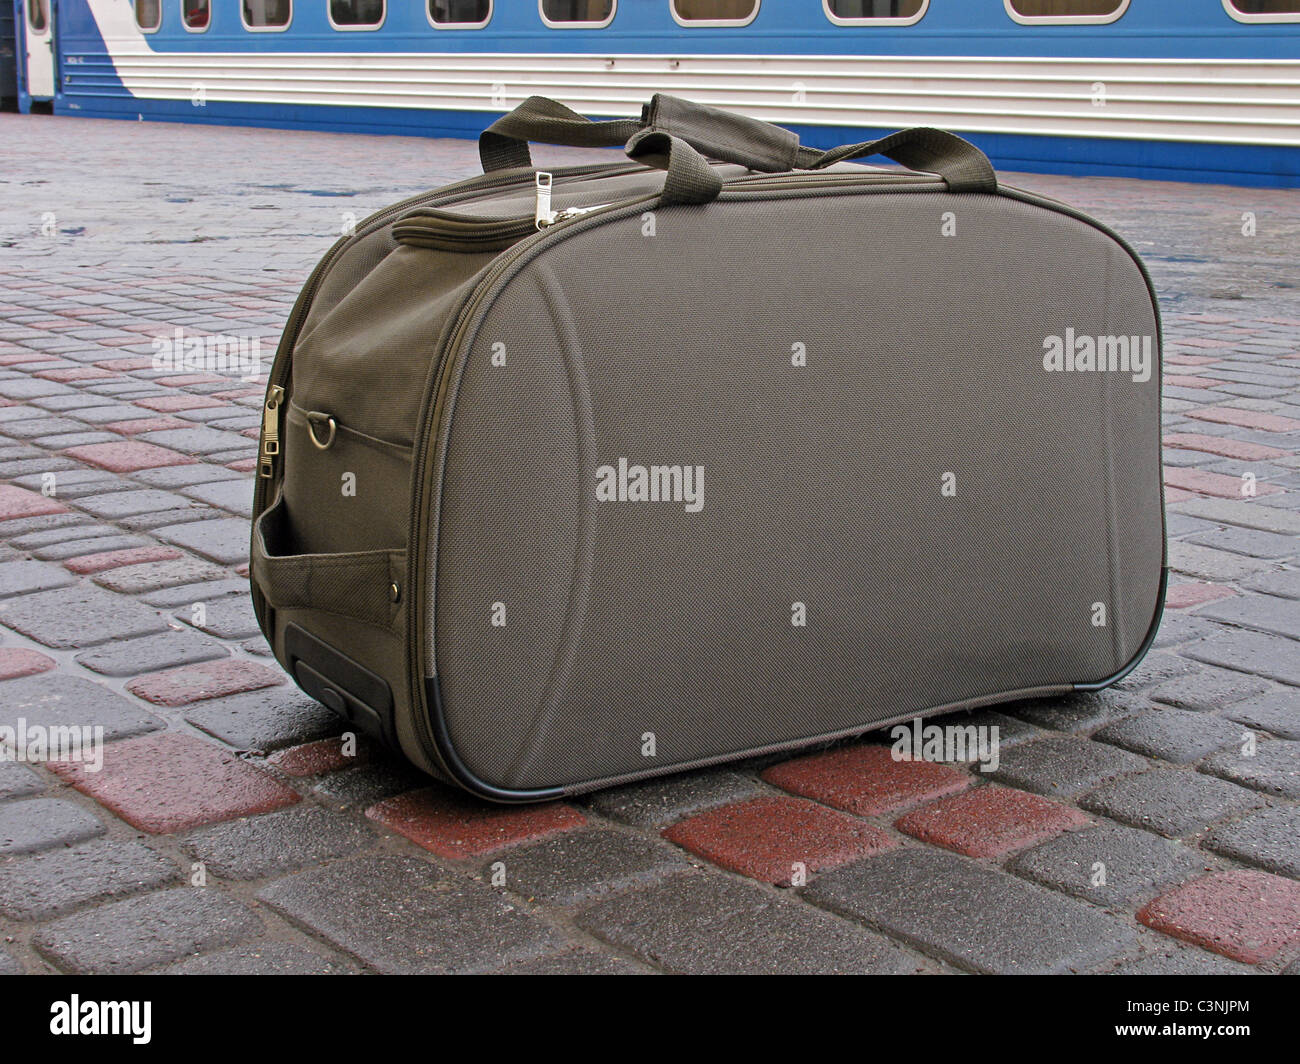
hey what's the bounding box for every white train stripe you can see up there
[83,0,1300,147]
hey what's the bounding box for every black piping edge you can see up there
[424,677,565,803]
[1073,564,1170,693]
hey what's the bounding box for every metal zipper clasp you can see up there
[534,171,555,229]
[534,171,610,229]
[258,384,285,479]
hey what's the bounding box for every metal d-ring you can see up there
[306,411,336,450]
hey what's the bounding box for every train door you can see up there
[2,2,19,110]
[22,0,54,101]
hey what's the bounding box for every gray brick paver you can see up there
[1202,804,1300,879]
[258,854,567,975]
[0,798,105,856]
[1094,708,1245,764]
[0,583,170,648]
[32,887,263,975]
[581,872,920,974]
[1080,768,1271,838]
[0,839,180,920]
[183,805,375,881]
[482,829,692,907]
[0,674,165,741]
[804,848,1137,974]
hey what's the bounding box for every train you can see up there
[5,1,1300,186]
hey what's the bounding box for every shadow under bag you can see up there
[250,95,1166,802]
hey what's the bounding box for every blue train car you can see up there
[13,0,1300,186]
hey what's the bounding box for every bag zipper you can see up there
[392,169,929,256]
[392,171,613,252]
[533,171,612,229]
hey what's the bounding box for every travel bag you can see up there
[250,95,1166,802]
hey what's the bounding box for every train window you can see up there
[1004,0,1129,21]
[671,0,759,25]
[1224,0,1300,21]
[430,0,492,28]
[135,0,162,31]
[541,0,616,26]
[331,0,385,29]
[825,0,927,24]
[242,0,292,30]
[183,0,211,32]
[28,0,48,32]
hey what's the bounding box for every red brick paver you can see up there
[64,545,182,575]
[1164,374,1224,389]
[663,795,895,886]
[1163,433,1291,462]
[1138,870,1300,964]
[0,648,57,681]
[268,736,370,777]
[104,417,192,435]
[365,788,585,859]
[34,366,117,382]
[126,659,283,706]
[1164,467,1283,499]
[50,731,299,833]
[1166,582,1237,610]
[1185,407,1300,434]
[895,786,1089,858]
[0,352,57,366]
[134,394,226,413]
[94,356,155,371]
[762,742,971,817]
[62,440,196,472]
[0,484,67,522]
[211,387,265,400]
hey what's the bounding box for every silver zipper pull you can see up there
[534,171,555,229]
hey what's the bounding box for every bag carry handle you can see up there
[806,127,997,192]
[480,93,808,175]
[479,96,641,172]
[625,125,996,208]
[624,128,722,207]
[480,94,997,199]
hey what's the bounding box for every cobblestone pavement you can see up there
[1,113,1298,976]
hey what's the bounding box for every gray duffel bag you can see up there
[251,95,1166,802]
